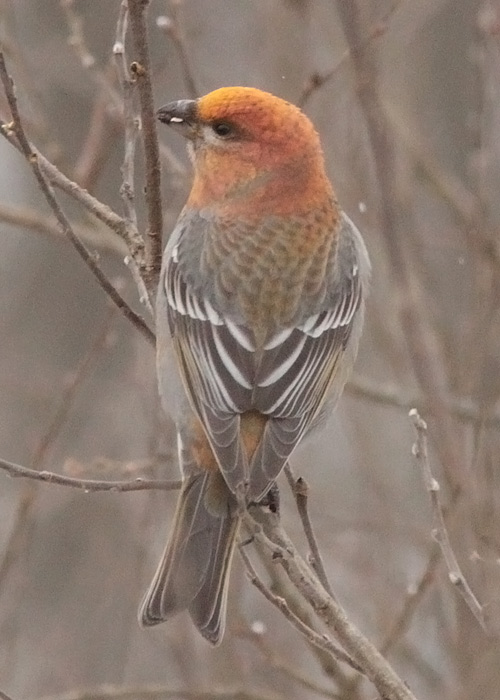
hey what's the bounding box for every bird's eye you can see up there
[212,121,234,138]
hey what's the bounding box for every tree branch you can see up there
[0,457,180,493]
[156,5,199,99]
[346,374,500,429]
[238,627,342,700]
[0,307,115,591]
[127,0,163,295]
[114,1,138,231]
[336,1,467,493]
[0,51,155,346]
[243,508,419,700]
[0,100,142,254]
[409,409,487,632]
[113,1,153,311]
[284,464,335,599]
[239,543,360,673]
[0,202,127,255]
[298,1,402,108]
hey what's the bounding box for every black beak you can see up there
[156,99,198,138]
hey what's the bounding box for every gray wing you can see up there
[161,212,369,499]
[248,214,369,497]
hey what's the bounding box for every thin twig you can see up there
[246,507,353,685]
[342,541,441,696]
[53,3,122,182]
[127,0,163,294]
[336,1,467,494]
[0,23,54,153]
[73,83,120,191]
[113,2,153,310]
[298,1,402,108]
[0,308,115,591]
[379,546,440,656]
[0,51,154,345]
[238,544,360,674]
[60,0,138,193]
[0,109,142,256]
[60,0,124,114]
[284,464,335,599]
[384,102,500,276]
[346,374,500,429]
[156,3,198,98]
[243,509,419,700]
[114,1,139,230]
[0,458,181,493]
[62,0,98,71]
[409,409,488,632]
[0,202,127,255]
[239,628,342,700]
[347,547,440,698]
[38,150,142,250]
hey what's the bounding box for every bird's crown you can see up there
[196,86,319,149]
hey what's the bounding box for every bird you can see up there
[139,86,370,644]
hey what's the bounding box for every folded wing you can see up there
[163,213,367,499]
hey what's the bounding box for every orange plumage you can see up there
[190,87,336,218]
[140,87,370,643]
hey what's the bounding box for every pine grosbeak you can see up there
[140,87,370,644]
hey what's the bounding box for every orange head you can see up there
[157,87,335,218]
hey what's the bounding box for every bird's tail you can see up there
[139,471,239,645]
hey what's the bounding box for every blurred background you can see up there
[1,1,499,698]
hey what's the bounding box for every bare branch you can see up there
[409,409,488,632]
[114,2,139,231]
[0,203,127,255]
[243,509,419,700]
[127,0,163,294]
[61,0,98,72]
[0,307,115,591]
[346,374,500,429]
[284,464,335,599]
[72,84,120,191]
[0,92,142,256]
[384,103,500,274]
[0,458,180,493]
[60,0,124,114]
[379,547,440,657]
[0,309,170,494]
[0,51,154,346]
[238,543,360,673]
[38,150,142,251]
[238,627,342,700]
[156,4,199,98]
[298,1,402,108]
[245,506,353,685]
[336,1,467,493]
[113,2,154,310]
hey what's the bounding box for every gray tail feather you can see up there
[139,472,239,645]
